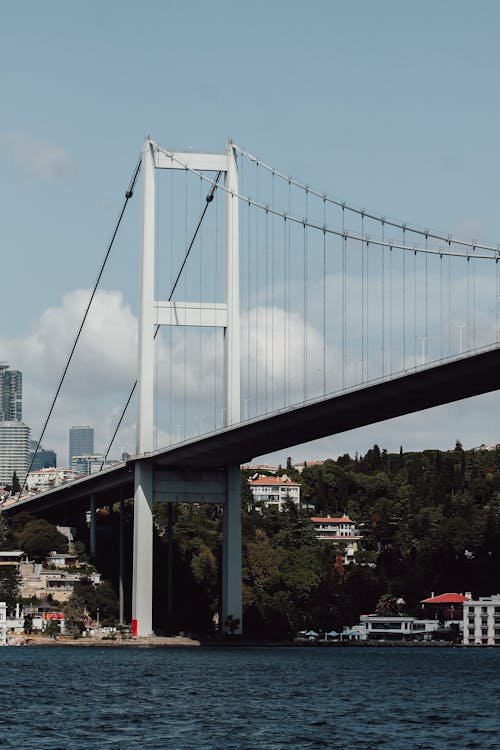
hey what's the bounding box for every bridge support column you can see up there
[222,464,242,634]
[132,461,153,636]
[89,494,96,559]
[119,498,125,626]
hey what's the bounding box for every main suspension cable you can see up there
[233,144,499,255]
[152,142,499,261]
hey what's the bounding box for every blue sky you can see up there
[2,1,500,464]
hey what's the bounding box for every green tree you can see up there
[0,565,21,614]
[18,519,68,562]
[11,471,21,494]
[23,612,33,634]
[44,620,61,639]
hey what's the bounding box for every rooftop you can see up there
[420,593,470,604]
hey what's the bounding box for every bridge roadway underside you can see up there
[6,346,500,518]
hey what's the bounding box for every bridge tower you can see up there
[132,137,242,636]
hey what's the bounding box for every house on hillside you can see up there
[311,515,362,563]
[248,475,301,511]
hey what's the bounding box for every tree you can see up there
[0,565,21,614]
[23,613,33,634]
[18,519,68,562]
[44,620,61,639]
[11,471,20,494]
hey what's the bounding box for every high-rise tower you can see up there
[0,364,22,421]
[68,426,94,466]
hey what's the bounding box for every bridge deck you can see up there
[4,346,500,515]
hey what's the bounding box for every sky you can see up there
[2,0,500,467]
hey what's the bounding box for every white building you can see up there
[0,601,6,645]
[0,602,24,644]
[0,421,30,486]
[26,466,81,492]
[311,515,362,541]
[359,615,445,641]
[463,594,500,646]
[72,454,120,475]
[248,475,301,511]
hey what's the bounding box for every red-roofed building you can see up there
[311,515,361,541]
[420,592,471,622]
[248,475,301,511]
[311,515,362,563]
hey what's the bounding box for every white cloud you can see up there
[2,288,500,469]
[1,132,75,179]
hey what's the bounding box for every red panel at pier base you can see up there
[131,619,138,636]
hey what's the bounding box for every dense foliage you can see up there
[2,442,500,637]
[155,443,500,637]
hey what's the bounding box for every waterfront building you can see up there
[0,421,30,486]
[359,615,449,641]
[420,592,470,622]
[68,426,94,466]
[463,594,500,646]
[0,364,22,422]
[248,475,301,510]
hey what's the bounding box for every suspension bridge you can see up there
[4,137,500,636]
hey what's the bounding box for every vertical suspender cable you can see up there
[402,226,406,368]
[389,244,393,375]
[440,253,444,358]
[271,171,275,410]
[323,197,327,395]
[342,207,346,388]
[265,207,269,411]
[425,234,429,362]
[361,214,365,381]
[381,219,385,377]
[414,244,418,367]
[303,218,308,401]
[448,248,452,355]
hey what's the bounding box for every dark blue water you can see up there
[1,646,498,749]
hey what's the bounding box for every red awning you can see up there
[421,593,470,604]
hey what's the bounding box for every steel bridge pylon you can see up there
[132,137,242,636]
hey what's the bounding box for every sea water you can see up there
[1,646,499,749]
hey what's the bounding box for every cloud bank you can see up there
[1,132,75,179]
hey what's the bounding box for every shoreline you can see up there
[7,634,472,648]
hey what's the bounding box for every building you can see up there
[72,454,119,475]
[420,592,471,622]
[248,475,301,511]
[0,421,30,486]
[0,550,26,566]
[0,364,22,422]
[311,515,361,541]
[29,440,57,471]
[359,615,445,641]
[463,594,500,646]
[69,426,94,466]
[26,467,81,492]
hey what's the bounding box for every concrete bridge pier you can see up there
[222,464,242,634]
[131,460,153,636]
[130,461,242,637]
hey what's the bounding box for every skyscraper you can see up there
[69,426,94,466]
[0,364,22,421]
[29,440,57,471]
[0,421,30,486]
